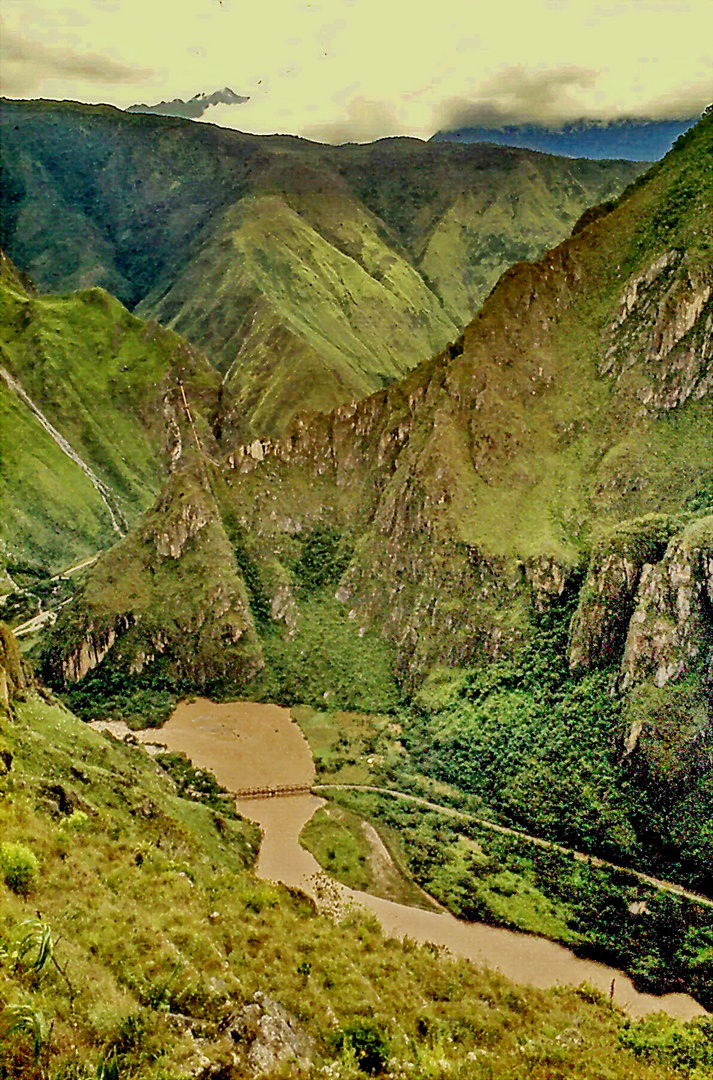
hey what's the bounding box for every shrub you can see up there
[334,1021,389,1074]
[0,842,39,896]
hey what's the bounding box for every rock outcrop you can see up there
[225,993,315,1076]
[620,516,713,690]
[570,515,713,692]
[569,515,682,672]
[602,249,713,413]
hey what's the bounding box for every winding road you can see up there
[12,553,103,638]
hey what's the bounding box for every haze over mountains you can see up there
[431,116,699,161]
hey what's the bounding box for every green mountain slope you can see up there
[53,108,710,680]
[145,190,459,439]
[47,109,712,670]
[1,99,644,436]
[0,255,220,572]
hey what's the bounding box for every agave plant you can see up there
[11,919,53,973]
[1,1002,48,1062]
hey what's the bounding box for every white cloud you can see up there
[1,0,710,139]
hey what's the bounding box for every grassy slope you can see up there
[418,153,639,323]
[0,379,115,570]
[0,689,709,1080]
[146,190,458,439]
[299,802,436,910]
[0,261,220,572]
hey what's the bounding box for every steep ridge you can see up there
[0,99,643,435]
[45,109,712,690]
[0,254,220,572]
[147,188,459,439]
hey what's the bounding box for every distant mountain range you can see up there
[430,116,701,161]
[126,87,249,119]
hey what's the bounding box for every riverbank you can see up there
[139,698,707,1021]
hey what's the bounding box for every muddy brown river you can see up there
[149,698,706,1020]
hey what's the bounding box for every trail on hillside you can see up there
[314,784,713,910]
[0,365,127,535]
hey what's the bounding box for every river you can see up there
[143,697,706,1021]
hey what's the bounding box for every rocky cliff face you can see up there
[620,516,713,690]
[602,249,713,413]
[569,514,713,691]
[45,461,263,690]
[569,515,683,671]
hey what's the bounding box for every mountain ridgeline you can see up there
[126,86,250,119]
[0,97,643,445]
[431,117,699,161]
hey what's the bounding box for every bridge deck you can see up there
[234,783,313,799]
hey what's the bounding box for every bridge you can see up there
[234,783,313,799]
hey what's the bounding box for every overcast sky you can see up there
[1,0,711,142]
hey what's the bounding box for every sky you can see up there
[1,0,711,142]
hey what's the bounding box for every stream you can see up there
[141,697,707,1021]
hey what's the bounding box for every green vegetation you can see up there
[620,1014,713,1079]
[291,705,407,785]
[332,1021,389,1075]
[3,100,711,1079]
[406,600,636,859]
[0,843,39,897]
[0,258,219,574]
[1,691,696,1079]
[293,525,355,597]
[0,564,77,630]
[154,750,245,820]
[300,803,437,909]
[300,804,375,892]
[249,595,402,713]
[402,595,712,891]
[62,663,183,730]
[324,789,713,1009]
[290,595,712,1008]
[1,97,643,443]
